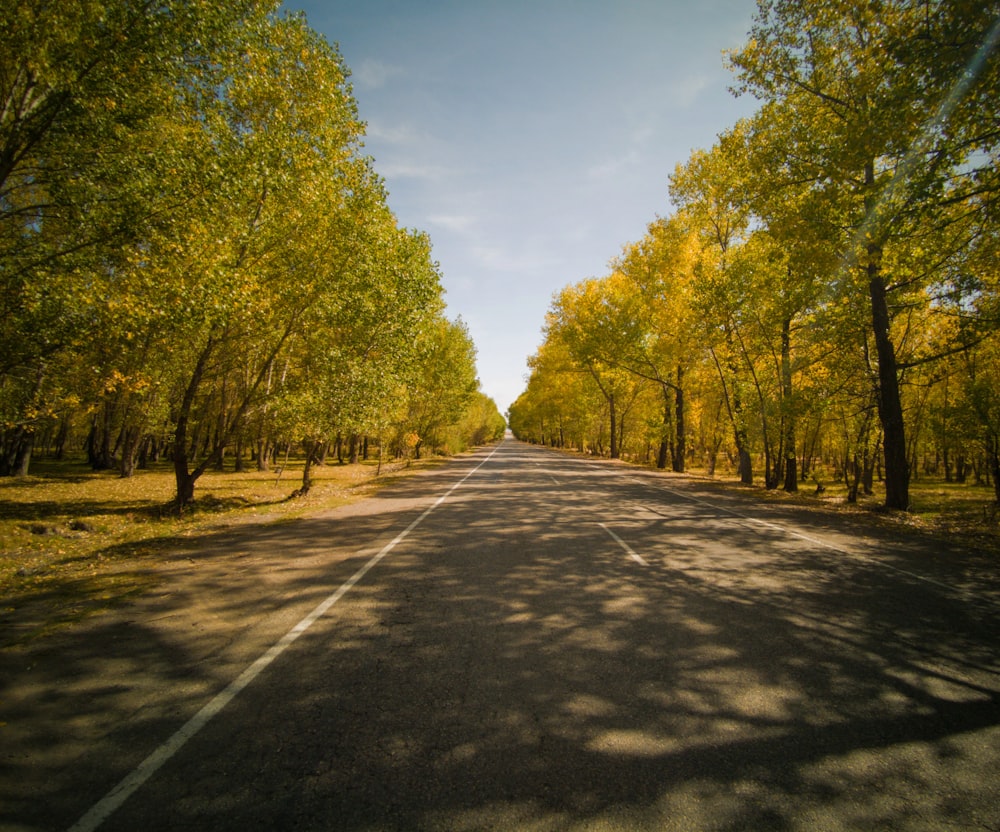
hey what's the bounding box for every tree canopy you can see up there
[0,0,504,504]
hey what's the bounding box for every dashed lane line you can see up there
[599,522,649,567]
[617,472,980,603]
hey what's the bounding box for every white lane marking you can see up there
[633,477,850,554]
[68,444,504,832]
[650,483,971,594]
[576,454,987,604]
[599,523,648,567]
[628,476,974,599]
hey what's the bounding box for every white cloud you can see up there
[354,58,403,90]
[362,121,456,180]
[467,243,563,276]
[376,161,452,180]
[669,74,713,108]
[586,149,642,182]
[631,125,656,145]
[427,214,478,233]
[365,120,424,145]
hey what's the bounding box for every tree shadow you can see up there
[3,443,999,831]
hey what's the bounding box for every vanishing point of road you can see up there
[3,438,999,831]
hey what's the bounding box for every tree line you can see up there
[0,0,505,505]
[509,0,1000,510]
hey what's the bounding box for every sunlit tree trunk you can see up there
[673,365,686,473]
[866,165,909,510]
[781,316,797,492]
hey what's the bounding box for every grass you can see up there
[889,479,1000,547]
[0,455,423,646]
[672,460,1000,551]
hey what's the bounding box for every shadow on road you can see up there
[3,443,999,831]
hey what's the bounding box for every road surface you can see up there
[3,439,1000,831]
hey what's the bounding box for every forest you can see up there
[509,0,1000,514]
[0,1,505,507]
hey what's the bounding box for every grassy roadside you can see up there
[0,456,432,647]
[639,460,1000,551]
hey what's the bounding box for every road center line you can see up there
[599,523,648,566]
[68,443,504,832]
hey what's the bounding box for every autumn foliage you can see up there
[510,0,1000,511]
[0,1,503,505]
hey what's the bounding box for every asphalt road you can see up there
[4,439,1000,831]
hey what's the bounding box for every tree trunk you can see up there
[609,393,619,459]
[780,315,798,492]
[673,366,686,473]
[256,438,270,472]
[784,454,798,493]
[173,336,215,509]
[864,157,909,511]
[174,315,297,507]
[869,269,909,510]
[54,418,69,461]
[712,343,752,485]
[85,417,98,468]
[10,429,33,476]
[88,403,115,470]
[733,381,752,485]
[737,448,752,484]
[847,452,862,503]
[988,435,1000,505]
[175,469,196,508]
[294,439,317,497]
[119,426,141,478]
[956,453,967,483]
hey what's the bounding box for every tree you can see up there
[670,131,754,483]
[729,0,1000,508]
[277,213,446,493]
[613,215,702,472]
[545,277,655,460]
[511,337,599,450]
[1,3,496,502]
[448,392,506,452]
[137,9,371,506]
[403,317,480,459]
[0,0,266,476]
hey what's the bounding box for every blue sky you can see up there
[281,0,760,414]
